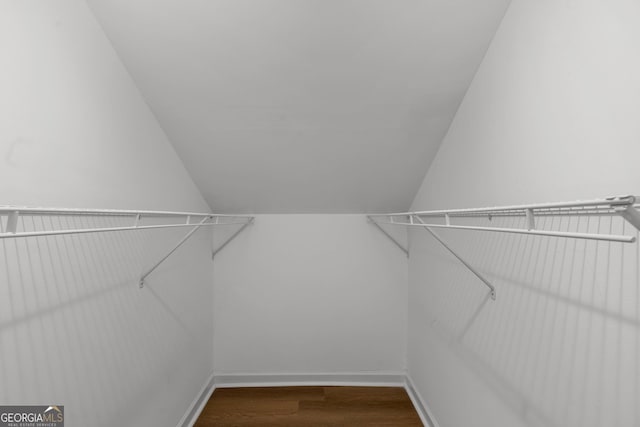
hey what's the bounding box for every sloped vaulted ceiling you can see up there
[86,0,511,213]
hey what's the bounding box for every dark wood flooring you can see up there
[194,386,423,426]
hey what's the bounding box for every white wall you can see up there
[408,1,640,426]
[212,215,408,377]
[0,2,212,426]
[85,0,511,215]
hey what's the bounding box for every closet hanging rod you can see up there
[0,206,254,239]
[1,206,256,288]
[0,221,250,240]
[370,220,635,243]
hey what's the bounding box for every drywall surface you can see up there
[0,2,212,426]
[408,1,640,426]
[212,215,408,375]
[86,0,511,214]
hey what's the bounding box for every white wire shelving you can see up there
[368,195,640,300]
[0,206,254,287]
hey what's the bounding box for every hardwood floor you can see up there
[194,386,423,426]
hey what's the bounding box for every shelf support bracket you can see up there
[212,218,255,259]
[6,211,19,234]
[139,216,213,288]
[368,216,409,257]
[413,215,496,300]
[525,209,535,230]
[616,204,640,232]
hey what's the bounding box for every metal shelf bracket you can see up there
[6,211,19,234]
[413,215,496,300]
[139,216,213,288]
[367,216,409,257]
[614,197,640,232]
[212,217,255,259]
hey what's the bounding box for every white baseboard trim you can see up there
[178,371,439,427]
[404,374,441,427]
[213,372,407,388]
[177,371,216,427]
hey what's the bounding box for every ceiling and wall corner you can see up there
[85,0,512,213]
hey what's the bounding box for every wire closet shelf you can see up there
[367,195,640,300]
[368,195,640,244]
[0,206,255,287]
